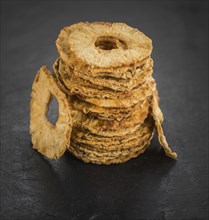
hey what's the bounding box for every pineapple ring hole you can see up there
[95,36,128,50]
[47,95,59,126]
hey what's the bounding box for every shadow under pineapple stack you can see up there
[30,22,177,164]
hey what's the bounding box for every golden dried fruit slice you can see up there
[73,134,150,152]
[72,114,154,142]
[55,66,156,109]
[60,56,152,80]
[54,58,154,100]
[76,58,153,79]
[71,132,152,157]
[53,59,106,91]
[151,91,177,159]
[78,79,155,108]
[55,57,153,92]
[68,115,155,165]
[68,129,154,165]
[72,110,153,138]
[65,78,155,108]
[68,143,149,165]
[56,22,152,69]
[71,121,154,151]
[30,66,72,159]
[70,94,150,122]
[74,120,143,137]
[69,95,146,121]
[70,97,150,134]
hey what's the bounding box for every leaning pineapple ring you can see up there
[30,66,72,159]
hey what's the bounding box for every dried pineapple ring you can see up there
[151,91,177,159]
[56,22,152,69]
[30,66,72,159]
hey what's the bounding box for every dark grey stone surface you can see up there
[0,1,208,220]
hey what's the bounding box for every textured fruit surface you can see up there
[30,66,72,159]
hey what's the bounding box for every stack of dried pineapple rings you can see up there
[30,22,177,164]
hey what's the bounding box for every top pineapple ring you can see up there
[56,22,152,69]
